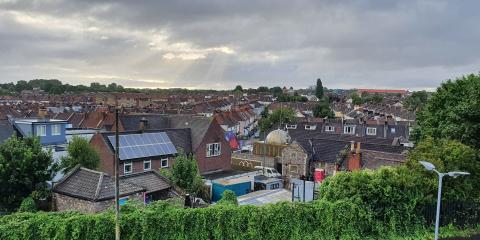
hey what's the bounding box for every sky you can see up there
[0,0,479,90]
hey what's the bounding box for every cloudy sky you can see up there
[0,0,479,90]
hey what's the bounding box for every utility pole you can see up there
[114,107,120,240]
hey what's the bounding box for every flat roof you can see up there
[238,189,292,206]
[14,118,68,124]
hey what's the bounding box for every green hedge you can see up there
[0,200,383,240]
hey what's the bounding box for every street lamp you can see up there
[418,161,470,240]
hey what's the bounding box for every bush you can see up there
[318,166,428,235]
[0,200,377,240]
[217,190,238,205]
[18,197,37,213]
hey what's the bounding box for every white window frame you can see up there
[390,127,396,134]
[343,125,355,135]
[206,143,221,157]
[289,165,298,174]
[325,126,335,132]
[51,124,61,136]
[124,162,133,174]
[161,158,168,168]
[143,160,151,170]
[305,125,316,130]
[285,124,297,129]
[36,125,47,136]
[366,127,377,136]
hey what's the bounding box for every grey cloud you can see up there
[0,0,479,89]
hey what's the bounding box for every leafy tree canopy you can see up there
[169,153,204,196]
[413,74,480,148]
[0,136,55,211]
[233,85,243,92]
[313,98,334,118]
[404,91,429,112]
[60,136,100,174]
[260,108,296,132]
[406,137,480,202]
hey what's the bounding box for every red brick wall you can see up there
[90,133,173,176]
[90,133,115,175]
[195,119,231,174]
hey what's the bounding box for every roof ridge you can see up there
[94,172,104,200]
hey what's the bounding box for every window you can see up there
[271,183,280,189]
[161,158,168,168]
[325,126,335,132]
[305,125,316,130]
[206,143,221,157]
[124,162,132,174]
[343,125,355,134]
[143,160,151,170]
[285,124,297,129]
[390,128,396,134]
[289,165,298,174]
[366,127,377,136]
[51,124,61,136]
[36,125,47,136]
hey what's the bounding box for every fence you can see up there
[421,202,480,227]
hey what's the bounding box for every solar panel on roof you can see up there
[108,132,178,160]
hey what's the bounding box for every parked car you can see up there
[254,166,281,178]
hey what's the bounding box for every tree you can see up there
[404,91,429,112]
[60,136,100,174]
[170,153,204,196]
[0,136,55,211]
[270,86,283,97]
[233,85,243,92]
[350,92,363,105]
[315,78,324,99]
[257,86,269,93]
[259,108,296,132]
[313,99,334,118]
[413,74,480,148]
[217,190,238,205]
[268,108,296,128]
[405,137,480,202]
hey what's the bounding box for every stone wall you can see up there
[54,193,144,213]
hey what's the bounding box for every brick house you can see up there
[90,129,192,176]
[118,114,232,175]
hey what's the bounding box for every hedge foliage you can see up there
[0,200,385,240]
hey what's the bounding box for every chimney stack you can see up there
[139,117,148,132]
[348,141,361,171]
[383,120,388,138]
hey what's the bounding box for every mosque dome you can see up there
[265,129,290,145]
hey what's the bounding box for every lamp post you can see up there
[418,161,470,240]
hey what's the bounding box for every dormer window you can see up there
[344,125,355,134]
[366,127,377,136]
[285,124,297,129]
[325,126,335,132]
[305,125,316,130]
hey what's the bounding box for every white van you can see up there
[254,166,281,178]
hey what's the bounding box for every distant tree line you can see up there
[0,79,227,95]
[349,92,384,105]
